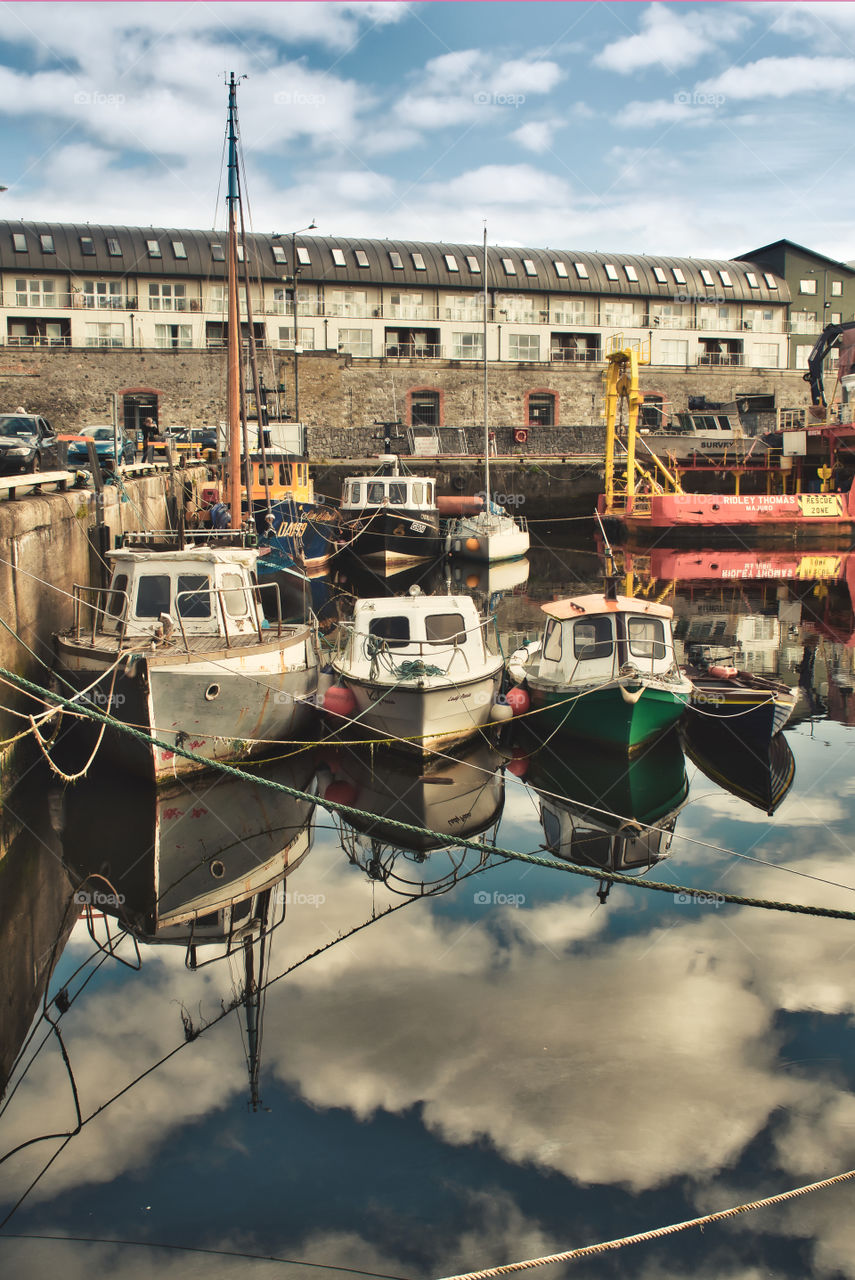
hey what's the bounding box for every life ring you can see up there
[514,428,528,444]
[451,474,466,491]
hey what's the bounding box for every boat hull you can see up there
[526,679,690,753]
[600,491,855,545]
[446,514,530,563]
[53,631,318,783]
[687,678,796,740]
[340,509,441,564]
[254,496,339,571]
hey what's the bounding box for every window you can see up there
[16,278,57,306]
[176,574,211,618]
[277,326,315,350]
[331,248,346,267]
[660,339,688,364]
[753,343,778,368]
[425,613,466,644]
[574,262,589,280]
[543,618,562,663]
[80,236,95,256]
[523,259,537,277]
[700,269,715,287]
[106,237,122,257]
[85,322,124,347]
[236,244,244,262]
[444,254,459,271]
[388,482,406,504]
[411,390,440,426]
[790,310,818,333]
[502,258,516,275]
[412,252,426,270]
[271,245,285,264]
[172,241,187,259]
[149,282,187,311]
[604,263,618,281]
[328,289,367,316]
[628,616,666,661]
[154,323,192,348]
[799,279,817,294]
[831,311,842,325]
[354,249,369,268]
[624,264,639,282]
[338,328,371,356]
[389,251,403,269]
[745,271,759,288]
[672,267,686,285]
[451,332,483,359]
[719,269,733,287]
[602,299,643,326]
[508,333,540,360]
[297,246,311,266]
[222,572,248,617]
[135,575,171,617]
[574,616,614,661]
[652,267,667,284]
[764,273,777,289]
[146,239,161,258]
[465,255,480,272]
[553,260,568,278]
[367,481,386,504]
[369,616,410,648]
[795,344,813,370]
[107,574,128,617]
[40,234,55,253]
[527,392,555,426]
[832,280,843,296]
[347,482,361,504]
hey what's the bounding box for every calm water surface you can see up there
[2,537,855,1280]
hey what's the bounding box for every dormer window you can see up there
[172,241,187,259]
[40,234,55,253]
[764,273,778,289]
[465,255,480,272]
[272,245,286,264]
[412,252,426,270]
[332,248,346,267]
[296,246,311,266]
[12,233,27,252]
[604,264,618,281]
[672,267,686,285]
[444,254,459,271]
[236,244,244,262]
[80,236,96,256]
[354,249,369,268]
[653,267,667,284]
[389,251,403,269]
[107,237,122,257]
[522,259,537,276]
[745,271,759,288]
[719,269,733,287]
[147,239,161,258]
[574,262,589,279]
[624,264,639,282]
[502,258,516,275]
[553,261,568,278]
[700,269,715,287]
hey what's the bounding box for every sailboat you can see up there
[52,75,320,783]
[445,227,530,564]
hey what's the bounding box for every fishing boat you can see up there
[324,590,505,753]
[683,716,795,815]
[683,646,796,739]
[445,227,530,564]
[508,580,692,752]
[52,77,320,783]
[338,453,441,565]
[249,453,340,574]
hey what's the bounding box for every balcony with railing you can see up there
[383,342,444,359]
[697,352,745,367]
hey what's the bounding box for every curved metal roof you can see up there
[0,222,790,302]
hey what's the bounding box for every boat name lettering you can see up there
[276,520,307,537]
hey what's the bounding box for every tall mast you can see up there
[226,72,242,530]
[483,224,490,511]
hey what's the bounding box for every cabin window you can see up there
[348,482,361,504]
[628,616,667,661]
[177,574,211,618]
[425,612,466,644]
[107,573,128,616]
[367,481,386,504]
[135,575,171,617]
[388,482,406,504]
[574,617,614,660]
[543,618,562,663]
[221,572,249,616]
[412,481,424,503]
[369,616,410,648]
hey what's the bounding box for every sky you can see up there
[2,1,855,261]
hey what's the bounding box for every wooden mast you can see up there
[226,72,242,530]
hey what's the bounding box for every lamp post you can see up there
[273,221,317,429]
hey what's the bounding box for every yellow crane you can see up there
[602,336,682,515]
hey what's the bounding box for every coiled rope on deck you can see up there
[435,1165,855,1279]
[3,665,855,923]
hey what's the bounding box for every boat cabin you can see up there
[340,473,436,514]
[540,804,676,873]
[98,548,265,641]
[246,456,315,504]
[341,593,493,677]
[537,595,677,684]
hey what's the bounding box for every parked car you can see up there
[163,427,217,456]
[66,425,136,467]
[0,414,58,475]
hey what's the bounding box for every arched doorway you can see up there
[120,387,162,438]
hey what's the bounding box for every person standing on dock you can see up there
[141,416,158,462]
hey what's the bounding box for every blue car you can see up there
[67,425,136,468]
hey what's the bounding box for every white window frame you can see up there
[624,264,639,282]
[553,261,568,278]
[508,333,540,360]
[604,264,618,281]
[338,328,372,357]
[574,262,589,280]
[331,248,346,267]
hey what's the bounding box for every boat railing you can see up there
[343,616,492,676]
[173,582,284,647]
[72,584,132,646]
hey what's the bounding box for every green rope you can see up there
[4,663,855,923]
[391,659,445,679]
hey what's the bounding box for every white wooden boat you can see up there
[445,505,530,563]
[326,591,505,752]
[54,544,319,782]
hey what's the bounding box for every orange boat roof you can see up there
[541,593,674,621]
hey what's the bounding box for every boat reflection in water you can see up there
[322,741,506,896]
[61,750,320,956]
[526,730,688,901]
[682,717,795,816]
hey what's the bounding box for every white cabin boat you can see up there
[338,455,441,564]
[445,504,530,563]
[327,591,504,752]
[54,544,319,781]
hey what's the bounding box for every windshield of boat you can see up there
[0,416,38,437]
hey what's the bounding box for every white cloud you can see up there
[699,55,855,101]
[510,120,564,154]
[594,4,751,74]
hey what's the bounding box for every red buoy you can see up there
[323,684,357,719]
[507,747,529,778]
[504,686,530,716]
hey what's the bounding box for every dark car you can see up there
[66,425,136,468]
[0,414,58,475]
